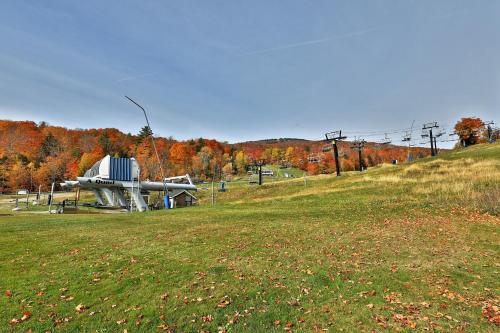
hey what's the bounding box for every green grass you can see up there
[1,143,499,332]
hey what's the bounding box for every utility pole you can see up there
[324,130,347,176]
[351,139,366,172]
[48,182,55,213]
[257,160,263,185]
[422,122,439,156]
[211,180,215,205]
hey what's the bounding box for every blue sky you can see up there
[0,0,498,145]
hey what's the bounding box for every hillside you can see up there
[0,143,499,332]
[0,120,431,193]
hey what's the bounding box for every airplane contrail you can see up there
[241,28,374,56]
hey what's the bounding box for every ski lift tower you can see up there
[351,138,367,172]
[324,130,347,176]
[422,122,439,156]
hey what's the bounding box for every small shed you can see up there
[170,190,197,208]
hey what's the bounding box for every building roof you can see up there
[170,190,197,200]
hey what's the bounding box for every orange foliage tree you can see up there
[0,119,435,192]
[454,117,484,147]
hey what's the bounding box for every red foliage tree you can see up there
[454,117,484,147]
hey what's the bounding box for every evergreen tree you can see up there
[39,133,60,159]
[98,130,113,155]
[137,126,153,143]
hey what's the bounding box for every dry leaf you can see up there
[21,312,31,321]
[218,296,231,308]
[75,304,87,313]
[202,314,213,322]
[9,318,20,325]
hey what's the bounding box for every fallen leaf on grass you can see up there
[218,296,231,308]
[75,304,87,313]
[9,318,20,325]
[392,313,416,328]
[9,311,31,325]
[481,302,500,325]
[420,301,431,308]
[21,312,31,321]
[5,290,12,298]
[202,314,213,322]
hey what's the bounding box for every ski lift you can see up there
[325,130,343,141]
[402,131,411,142]
[322,144,332,152]
[435,129,446,137]
[423,122,438,129]
[307,154,321,164]
[379,133,392,145]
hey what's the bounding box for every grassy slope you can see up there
[0,143,499,332]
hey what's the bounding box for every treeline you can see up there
[0,119,432,193]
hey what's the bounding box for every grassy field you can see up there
[1,143,499,332]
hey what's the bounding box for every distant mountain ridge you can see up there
[235,138,314,145]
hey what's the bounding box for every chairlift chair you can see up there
[307,154,321,164]
[435,129,446,137]
[322,144,332,152]
[379,133,392,145]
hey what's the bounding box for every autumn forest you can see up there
[0,118,476,193]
